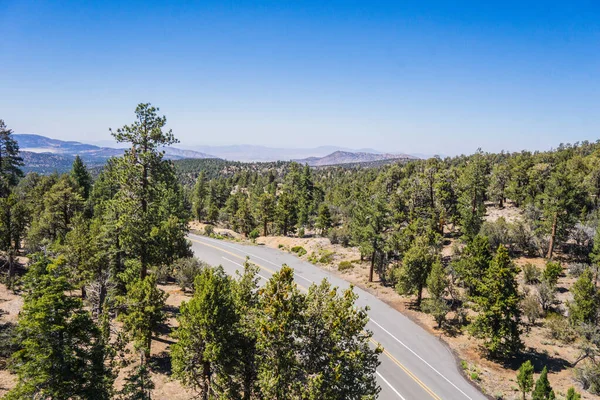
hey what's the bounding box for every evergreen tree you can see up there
[110,103,188,279]
[566,387,581,400]
[470,245,522,357]
[118,364,154,400]
[453,234,492,296]
[256,192,275,236]
[119,274,167,363]
[302,280,381,399]
[192,171,208,221]
[569,268,599,326]
[0,193,28,284]
[172,267,238,399]
[426,258,449,327]
[517,360,534,400]
[532,366,555,400]
[0,119,24,198]
[315,203,332,235]
[71,155,92,200]
[457,150,489,239]
[256,266,305,399]
[275,191,297,236]
[396,235,437,307]
[6,257,113,399]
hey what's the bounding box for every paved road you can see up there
[188,233,488,400]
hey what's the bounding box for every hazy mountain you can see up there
[295,151,418,167]
[14,134,217,162]
[182,144,397,162]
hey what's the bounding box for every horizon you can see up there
[1,1,599,156]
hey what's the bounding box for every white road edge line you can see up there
[196,235,473,400]
[369,318,473,400]
[376,372,407,400]
[221,257,270,281]
[202,236,314,284]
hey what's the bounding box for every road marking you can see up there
[221,257,270,281]
[189,236,438,400]
[369,318,473,400]
[199,236,314,284]
[377,372,407,400]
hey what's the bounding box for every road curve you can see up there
[188,233,488,400]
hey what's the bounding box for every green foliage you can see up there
[117,364,154,400]
[569,268,599,326]
[172,267,238,398]
[316,203,332,235]
[192,171,208,221]
[470,245,522,358]
[522,263,541,284]
[71,155,92,200]
[119,274,168,362]
[566,387,581,400]
[517,360,534,400]
[6,258,113,399]
[173,257,206,293]
[396,235,438,306]
[532,366,554,400]
[543,261,562,286]
[291,245,307,257]
[522,293,541,325]
[425,259,449,327]
[453,234,492,296]
[544,312,577,343]
[0,119,24,198]
[249,228,260,241]
[338,260,354,271]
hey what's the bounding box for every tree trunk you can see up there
[263,220,268,237]
[202,361,211,400]
[547,212,558,259]
[416,284,423,308]
[369,250,375,282]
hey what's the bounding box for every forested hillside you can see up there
[0,107,382,400]
[182,140,600,398]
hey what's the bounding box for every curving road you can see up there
[188,233,488,400]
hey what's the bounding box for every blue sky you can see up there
[1,1,598,155]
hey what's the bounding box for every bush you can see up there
[248,228,260,241]
[543,261,562,286]
[522,263,540,284]
[297,227,305,238]
[568,263,589,278]
[575,361,600,394]
[544,313,577,343]
[338,261,354,271]
[278,244,285,249]
[174,257,207,293]
[0,322,17,368]
[522,293,541,325]
[152,265,172,285]
[328,226,351,247]
[480,217,511,251]
[291,246,307,257]
[470,372,480,381]
[308,249,335,265]
[204,224,215,236]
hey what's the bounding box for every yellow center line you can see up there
[188,237,441,400]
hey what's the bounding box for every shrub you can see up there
[308,249,335,265]
[522,293,541,325]
[575,361,600,394]
[297,227,305,238]
[470,372,480,381]
[328,226,351,247]
[544,313,577,343]
[152,265,172,285]
[480,218,511,251]
[338,261,354,271]
[537,279,556,312]
[203,224,215,236]
[523,263,540,284]
[291,246,307,257]
[568,263,589,278]
[248,228,260,241]
[278,244,285,249]
[174,257,207,293]
[543,261,562,286]
[0,322,17,368]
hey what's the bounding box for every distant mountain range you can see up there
[294,151,417,166]
[13,134,420,173]
[15,134,216,161]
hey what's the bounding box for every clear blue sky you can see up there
[1,1,598,155]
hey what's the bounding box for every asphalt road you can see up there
[188,233,488,400]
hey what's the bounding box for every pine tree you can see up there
[275,191,298,236]
[71,155,92,200]
[517,360,534,400]
[256,192,275,236]
[470,245,522,357]
[172,267,238,399]
[315,203,332,235]
[302,280,381,399]
[0,193,28,284]
[426,258,449,327]
[569,268,599,326]
[110,103,188,279]
[532,366,554,400]
[457,150,489,239]
[453,234,492,296]
[119,274,167,363]
[118,363,154,400]
[396,235,437,307]
[0,120,24,198]
[256,266,305,399]
[566,387,581,400]
[192,171,208,221]
[6,257,113,399]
